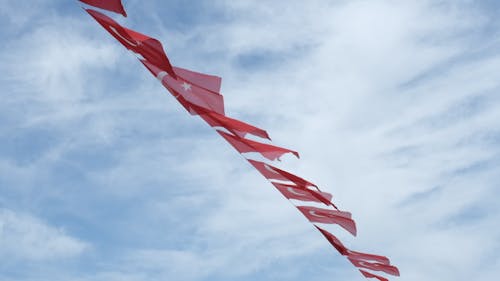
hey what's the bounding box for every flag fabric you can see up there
[218,130,298,161]
[140,59,225,115]
[247,159,292,181]
[348,258,400,276]
[348,250,391,265]
[79,0,127,17]
[86,9,176,77]
[82,4,400,280]
[194,106,270,140]
[315,226,398,280]
[315,225,349,255]
[173,66,222,94]
[273,183,332,205]
[297,206,357,236]
[247,159,317,187]
[359,270,389,281]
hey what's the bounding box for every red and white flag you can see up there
[80,0,127,17]
[314,225,349,255]
[348,250,390,265]
[173,66,222,94]
[359,269,389,281]
[247,159,316,187]
[86,9,176,78]
[141,60,225,115]
[273,183,332,205]
[193,106,270,140]
[218,131,298,161]
[297,206,356,236]
[348,258,400,276]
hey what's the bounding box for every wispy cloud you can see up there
[1,0,499,281]
[0,208,88,261]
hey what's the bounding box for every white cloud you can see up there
[0,208,88,261]
[1,0,499,281]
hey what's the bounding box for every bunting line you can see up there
[79,1,400,280]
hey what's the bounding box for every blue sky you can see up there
[1,0,499,280]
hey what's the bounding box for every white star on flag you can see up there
[181,82,192,91]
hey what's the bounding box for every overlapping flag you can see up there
[79,1,400,280]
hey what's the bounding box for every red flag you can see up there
[191,105,270,140]
[348,258,400,276]
[314,225,349,255]
[141,60,225,115]
[80,0,127,17]
[218,131,298,161]
[297,206,356,236]
[86,9,176,78]
[247,159,316,187]
[348,251,390,265]
[359,270,389,281]
[273,183,332,205]
[247,159,290,181]
[173,66,222,94]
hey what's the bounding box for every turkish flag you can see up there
[348,250,390,265]
[218,131,298,161]
[273,183,332,205]
[80,0,127,17]
[86,9,176,78]
[359,269,389,281]
[247,159,290,181]
[190,105,270,140]
[297,206,356,236]
[247,159,316,187]
[173,66,222,94]
[141,60,225,115]
[348,258,400,276]
[314,225,349,255]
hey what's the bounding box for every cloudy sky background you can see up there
[1,0,499,280]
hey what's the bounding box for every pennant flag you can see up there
[247,159,317,187]
[141,59,225,115]
[86,9,176,77]
[297,206,356,236]
[348,258,400,276]
[359,269,389,281]
[314,225,349,255]
[247,159,291,181]
[348,250,391,265]
[80,0,127,17]
[218,130,298,161]
[173,66,222,94]
[193,105,270,140]
[273,183,332,205]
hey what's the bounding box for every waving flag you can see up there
[348,258,400,276]
[316,225,398,280]
[86,9,176,78]
[173,66,222,94]
[247,159,317,187]
[359,270,389,281]
[79,0,127,17]
[140,59,225,115]
[218,130,298,161]
[348,251,391,265]
[297,206,357,236]
[81,2,400,280]
[315,225,349,254]
[272,183,332,205]
[194,105,270,140]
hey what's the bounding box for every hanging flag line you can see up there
[79,1,399,279]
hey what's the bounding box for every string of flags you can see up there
[78,1,400,280]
